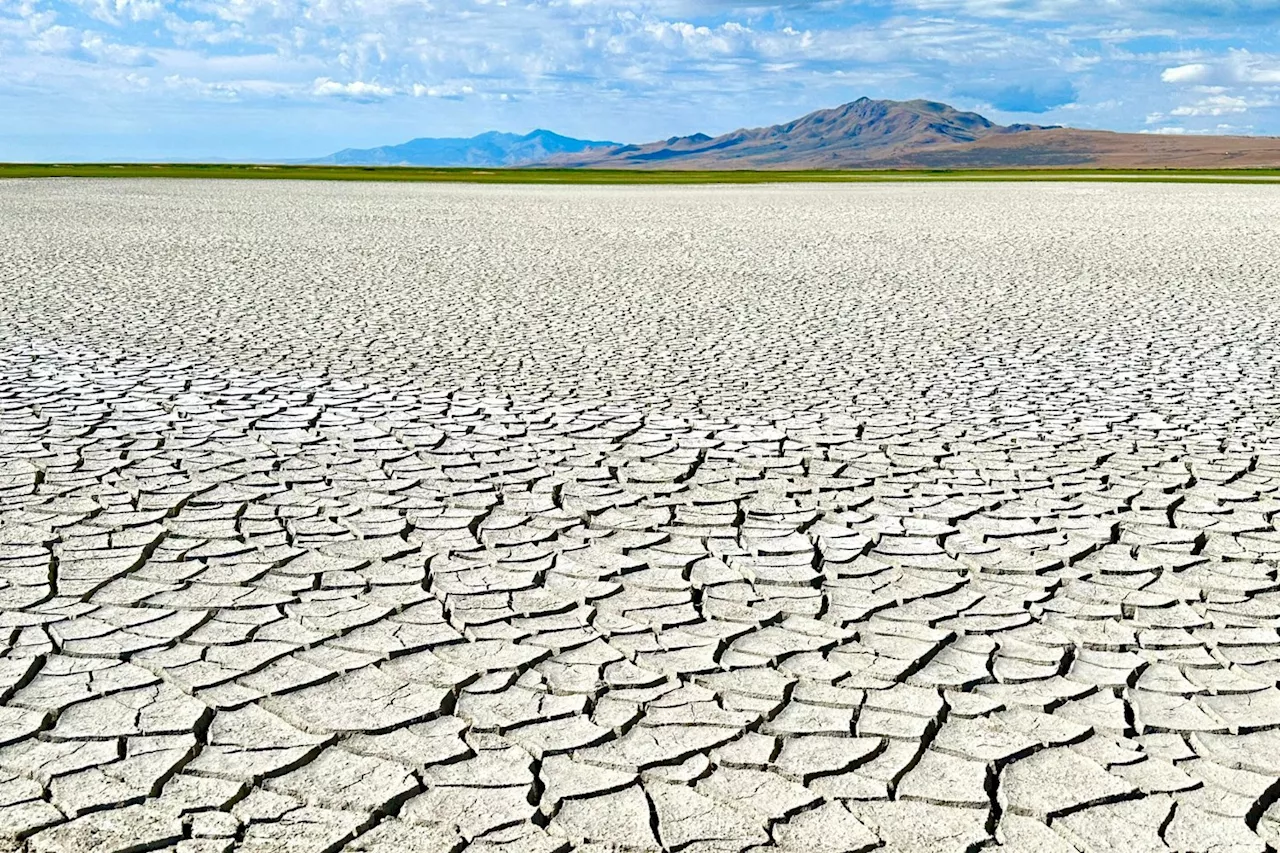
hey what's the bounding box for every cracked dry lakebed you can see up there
[2,179,1280,852]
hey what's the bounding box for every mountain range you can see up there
[307,129,618,167]
[311,98,1280,169]
[547,98,1055,168]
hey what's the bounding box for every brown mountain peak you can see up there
[541,97,1280,170]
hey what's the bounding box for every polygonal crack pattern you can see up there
[1,180,1280,853]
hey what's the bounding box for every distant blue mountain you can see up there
[306,129,620,167]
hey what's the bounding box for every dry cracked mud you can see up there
[2,179,1280,852]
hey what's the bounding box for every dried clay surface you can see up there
[2,179,1280,853]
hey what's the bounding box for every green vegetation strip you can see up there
[4,163,1280,183]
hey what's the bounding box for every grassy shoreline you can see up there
[4,162,1280,183]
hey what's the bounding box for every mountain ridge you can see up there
[545,98,1064,168]
[310,98,1280,170]
[542,97,1280,170]
[307,128,618,167]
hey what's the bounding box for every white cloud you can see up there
[67,0,165,26]
[1171,93,1274,115]
[163,73,296,99]
[29,23,78,54]
[410,83,475,98]
[1161,63,1211,83]
[79,33,154,65]
[312,77,397,100]
[1161,50,1280,87]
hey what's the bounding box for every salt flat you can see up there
[2,179,1280,852]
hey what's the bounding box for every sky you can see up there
[3,0,1280,161]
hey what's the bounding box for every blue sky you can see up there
[3,0,1280,161]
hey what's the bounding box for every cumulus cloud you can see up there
[164,73,296,99]
[312,77,397,100]
[1172,96,1245,115]
[410,83,475,99]
[1171,93,1275,115]
[68,0,164,25]
[1161,50,1280,87]
[1162,63,1212,83]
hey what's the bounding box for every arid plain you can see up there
[3,180,1280,852]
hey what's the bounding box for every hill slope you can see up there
[881,126,1280,169]
[544,98,1280,169]
[309,129,618,167]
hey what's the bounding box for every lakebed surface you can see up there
[2,180,1280,851]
